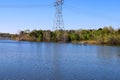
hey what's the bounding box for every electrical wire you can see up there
[64,4,120,23]
[0,4,53,8]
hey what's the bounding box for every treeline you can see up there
[0,33,11,39]
[12,26,120,45]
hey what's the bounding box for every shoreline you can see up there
[12,39,120,46]
[72,40,97,45]
[72,40,120,46]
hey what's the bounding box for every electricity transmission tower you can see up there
[53,0,64,30]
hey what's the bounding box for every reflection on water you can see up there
[97,46,120,59]
[0,40,120,80]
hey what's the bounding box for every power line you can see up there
[0,4,53,8]
[64,4,120,23]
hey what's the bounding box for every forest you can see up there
[11,26,120,45]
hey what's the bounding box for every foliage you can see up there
[12,26,120,45]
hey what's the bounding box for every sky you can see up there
[0,0,120,33]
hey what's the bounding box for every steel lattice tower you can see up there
[53,0,64,30]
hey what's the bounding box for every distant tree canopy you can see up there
[12,26,120,45]
[0,33,11,39]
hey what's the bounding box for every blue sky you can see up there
[0,0,120,33]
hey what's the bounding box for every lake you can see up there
[0,40,120,80]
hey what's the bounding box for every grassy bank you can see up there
[72,40,97,45]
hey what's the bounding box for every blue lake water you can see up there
[0,40,120,80]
